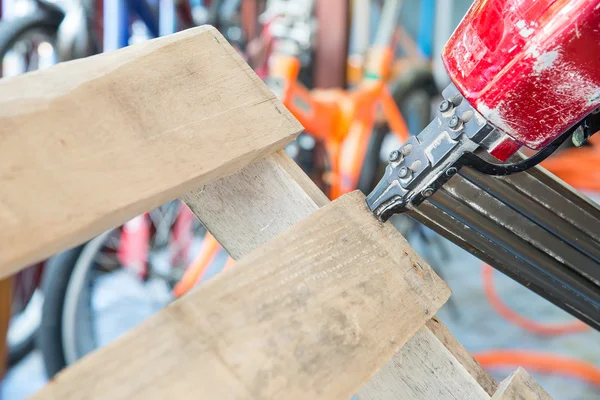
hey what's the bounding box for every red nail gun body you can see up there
[368,0,600,220]
[445,0,600,161]
[367,0,600,330]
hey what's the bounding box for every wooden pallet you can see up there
[0,26,554,400]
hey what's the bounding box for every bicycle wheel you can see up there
[358,63,438,193]
[38,204,196,378]
[37,245,85,377]
[1,8,62,366]
[7,266,44,366]
[390,63,438,135]
[0,8,62,78]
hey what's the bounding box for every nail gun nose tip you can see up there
[378,212,391,223]
[365,200,390,223]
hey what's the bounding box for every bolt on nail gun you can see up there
[367,0,600,329]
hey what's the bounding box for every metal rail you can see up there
[410,164,600,330]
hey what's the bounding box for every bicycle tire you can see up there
[0,9,62,61]
[357,124,387,194]
[38,217,184,377]
[36,246,84,378]
[7,289,42,367]
[391,65,440,135]
[1,10,63,367]
[357,64,438,193]
[7,333,35,367]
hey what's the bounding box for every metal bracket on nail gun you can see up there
[367,83,597,222]
[366,83,499,221]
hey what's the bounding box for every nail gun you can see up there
[367,0,600,329]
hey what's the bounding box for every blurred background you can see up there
[1,0,600,398]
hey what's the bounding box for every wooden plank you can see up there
[185,151,497,398]
[425,317,498,395]
[181,150,329,259]
[0,26,301,277]
[491,368,553,400]
[357,327,490,400]
[33,191,450,400]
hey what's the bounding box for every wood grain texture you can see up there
[0,26,301,277]
[426,317,498,395]
[357,327,490,400]
[33,191,450,400]
[184,152,496,398]
[181,150,329,259]
[492,368,553,400]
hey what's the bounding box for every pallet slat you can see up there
[425,317,498,395]
[33,191,449,399]
[492,368,553,400]
[357,327,489,400]
[181,151,329,259]
[0,26,301,277]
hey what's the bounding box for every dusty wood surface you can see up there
[491,368,553,400]
[185,151,497,398]
[0,26,301,277]
[33,191,449,400]
[357,327,490,400]
[182,151,329,259]
[425,317,498,395]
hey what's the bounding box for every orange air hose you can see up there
[482,264,589,335]
[474,350,600,389]
[541,135,600,192]
[478,264,600,390]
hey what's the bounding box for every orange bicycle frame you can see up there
[271,46,410,198]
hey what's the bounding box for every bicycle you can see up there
[38,201,203,377]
